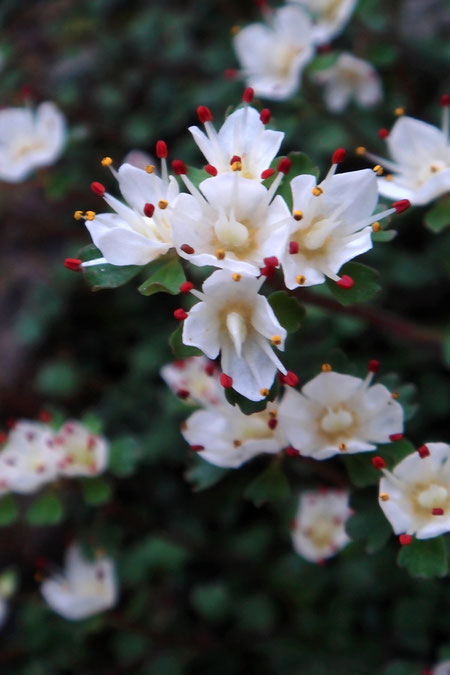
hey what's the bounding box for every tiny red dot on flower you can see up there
[224,68,238,80]
[220,373,233,389]
[176,389,190,399]
[64,258,82,271]
[172,159,188,175]
[389,433,403,442]
[368,359,380,373]
[205,164,218,176]
[393,199,410,214]
[284,371,299,387]
[180,244,195,254]
[277,157,292,175]
[260,108,271,124]
[173,308,188,321]
[39,411,52,423]
[399,534,413,546]
[264,256,278,268]
[372,456,386,470]
[156,140,168,158]
[418,444,430,458]
[197,105,213,123]
[0,432,7,443]
[268,418,278,430]
[91,181,105,196]
[261,265,276,278]
[289,241,299,254]
[378,128,389,139]
[261,168,275,179]
[204,362,215,376]
[190,445,205,452]
[441,94,450,106]
[331,148,346,164]
[242,87,254,103]
[285,447,300,457]
[179,281,194,294]
[337,275,354,289]
[144,203,155,218]
[230,155,241,165]
[432,507,444,515]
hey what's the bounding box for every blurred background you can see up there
[0,0,450,673]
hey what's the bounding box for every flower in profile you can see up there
[182,399,286,468]
[280,150,409,288]
[55,421,109,477]
[289,0,357,43]
[0,102,66,182]
[291,490,352,562]
[378,443,450,540]
[313,53,383,113]
[278,365,403,460]
[41,544,117,621]
[160,356,225,407]
[181,270,287,401]
[233,5,315,100]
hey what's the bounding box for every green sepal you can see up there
[26,493,64,526]
[325,262,381,306]
[80,245,141,291]
[138,257,186,297]
[397,536,448,578]
[169,323,203,358]
[245,460,290,507]
[268,291,305,333]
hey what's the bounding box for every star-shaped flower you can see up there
[160,356,224,407]
[54,421,109,477]
[289,0,357,43]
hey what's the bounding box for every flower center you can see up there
[320,407,354,435]
[226,311,248,357]
[294,217,338,257]
[308,518,335,550]
[214,211,249,248]
[417,484,448,509]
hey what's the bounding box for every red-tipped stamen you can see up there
[39,411,52,423]
[91,182,105,196]
[372,456,386,470]
[368,359,380,373]
[204,362,215,376]
[260,108,271,124]
[280,371,299,387]
[179,281,194,294]
[399,534,413,546]
[261,265,276,278]
[285,447,300,457]
[190,445,205,452]
[173,308,188,321]
[378,128,389,139]
[242,87,254,103]
[172,159,187,175]
[230,155,241,165]
[176,389,190,399]
[224,68,238,80]
[268,418,278,430]
[418,444,430,458]
[197,106,213,123]
[331,148,346,164]
[289,241,299,255]
[393,199,410,214]
[220,373,233,389]
[264,256,278,268]
[261,168,275,179]
[337,275,354,289]
[441,94,450,106]
[389,433,403,441]
[205,164,218,176]
[432,508,444,516]
[277,157,291,175]
[156,140,168,158]
[180,244,195,254]
[144,203,155,218]
[64,258,82,271]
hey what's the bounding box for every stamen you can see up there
[432,508,444,515]
[418,444,430,458]
[331,148,346,164]
[373,165,383,175]
[379,493,389,501]
[293,211,303,221]
[190,445,205,452]
[289,241,299,254]
[260,388,270,397]
[260,108,271,124]
[73,210,84,220]
[225,68,238,80]
[277,158,291,175]
[85,210,96,220]
[338,442,347,452]
[393,199,410,214]
[261,168,275,179]
[271,335,282,345]
[156,140,168,158]
[144,203,155,218]
[233,440,242,447]
[372,456,386,469]
[232,273,241,282]
[158,199,168,209]
[385,174,393,181]
[355,146,366,156]
[173,309,188,321]
[216,248,226,260]
[296,274,305,284]
[368,359,380,373]
[372,221,381,232]
[179,281,194,293]
[377,128,389,139]
[205,164,217,176]
[279,371,299,387]
[64,258,82,271]
[312,186,323,196]
[180,244,195,254]
[220,373,233,389]
[145,165,155,174]
[231,160,242,171]
[264,256,278,268]
[91,182,105,196]
[337,275,354,289]
[399,534,412,545]
[394,107,405,116]
[242,87,254,103]
[321,363,332,372]
[172,159,187,175]
[268,417,278,430]
[389,433,403,441]
[391,392,399,399]
[101,157,113,167]
[285,447,300,457]
[197,106,213,123]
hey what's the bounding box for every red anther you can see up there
[224,68,238,80]
[179,281,194,294]
[331,148,346,164]
[176,389,190,399]
[6,419,16,429]
[34,556,48,569]
[64,258,82,271]
[372,456,386,470]
[261,265,276,278]
[432,508,444,515]
[277,157,292,174]
[317,44,332,53]
[418,444,430,458]
[220,373,233,389]
[156,140,168,158]
[284,371,299,387]
[264,256,279,268]
[285,447,300,457]
[399,534,413,546]
[261,168,275,179]
[230,155,241,165]
[21,83,34,98]
[205,164,218,176]
[91,181,105,196]
[197,105,213,123]
[260,108,271,124]
[368,359,380,373]
[393,199,410,214]
[144,203,155,218]
[242,87,254,103]
[172,159,188,175]
[378,128,389,139]
[174,359,186,369]
[173,308,188,321]
[0,431,6,443]
[289,241,299,254]
[337,275,354,289]
[389,433,403,441]
[180,244,195,254]
[39,411,52,423]
[441,94,450,106]
[190,445,205,452]
[204,362,215,376]
[268,418,278,430]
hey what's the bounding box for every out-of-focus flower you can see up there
[292,490,352,562]
[378,443,450,540]
[0,569,17,630]
[122,149,154,170]
[182,270,287,401]
[41,544,117,621]
[233,5,315,100]
[160,356,224,407]
[278,367,403,460]
[189,104,283,180]
[0,102,66,182]
[289,0,357,43]
[432,660,450,675]
[313,53,383,113]
[182,399,286,468]
[55,421,108,477]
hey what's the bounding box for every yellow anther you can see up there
[158,199,168,209]
[394,107,405,116]
[391,391,399,400]
[73,210,84,221]
[271,335,282,346]
[269,410,277,417]
[101,156,112,167]
[145,165,155,174]
[379,493,390,502]
[321,363,332,372]
[84,210,96,221]
[385,174,393,181]
[338,442,347,452]
[231,160,242,172]
[355,146,366,156]
[312,186,323,196]
[293,210,303,221]
[231,25,241,35]
[431,164,439,173]
[373,164,383,176]
[233,440,242,447]
[296,274,306,285]
[216,248,226,260]
[372,221,382,232]
[232,273,241,282]
[260,388,270,397]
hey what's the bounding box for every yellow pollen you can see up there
[293,210,303,221]
[385,174,393,181]
[391,391,399,399]
[73,210,84,220]
[101,156,112,167]
[394,107,405,116]
[338,442,347,452]
[373,164,383,175]
[372,221,382,232]
[271,335,282,345]
[312,186,323,196]
[431,165,439,173]
[355,146,366,156]
[260,388,270,397]
[145,165,155,174]
[84,210,96,221]
[231,25,241,35]
[380,493,390,502]
[233,440,242,447]
[216,248,226,260]
[296,274,306,285]
[158,199,168,209]
[321,363,332,372]
[269,410,277,417]
[232,273,241,282]
[231,160,242,171]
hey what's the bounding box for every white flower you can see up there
[55,421,108,477]
[0,102,66,182]
[289,0,357,43]
[278,368,403,460]
[189,104,283,179]
[0,569,16,630]
[433,661,450,675]
[41,544,117,621]
[160,356,225,407]
[313,53,383,113]
[233,5,315,100]
[280,156,407,288]
[182,270,287,401]
[378,443,450,540]
[182,400,286,468]
[292,490,352,562]
[172,172,290,277]
[370,108,450,206]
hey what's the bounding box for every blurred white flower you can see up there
[313,53,383,113]
[0,102,66,182]
[379,442,450,540]
[292,490,352,562]
[182,270,287,401]
[278,367,403,460]
[55,421,108,477]
[233,5,315,100]
[433,660,450,675]
[0,569,17,630]
[289,0,357,43]
[160,356,225,407]
[41,544,117,621]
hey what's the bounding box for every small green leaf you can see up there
[325,262,381,306]
[346,494,391,553]
[169,323,203,358]
[306,51,339,74]
[245,460,290,507]
[372,229,397,243]
[138,257,186,297]
[225,377,279,415]
[81,477,112,505]
[425,198,450,234]
[26,493,64,526]
[0,495,18,526]
[344,439,415,488]
[108,436,141,477]
[187,166,208,189]
[80,245,141,291]
[267,291,305,333]
[190,583,231,622]
[185,454,229,492]
[397,536,448,578]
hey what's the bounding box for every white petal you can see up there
[182,303,221,359]
[388,116,447,167]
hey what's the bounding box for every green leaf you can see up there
[108,436,141,477]
[138,257,185,297]
[344,439,415,488]
[267,291,305,333]
[325,262,381,306]
[306,51,339,74]
[425,198,450,234]
[187,166,208,189]
[169,323,203,358]
[184,454,229,492]
[245,460,290,507]
[346,493,391,553]
[225,377,279,415]
[26,493,64,526]
[81,477,112,505]
[397,536,448,578]
[80,245,141,291]
[372,229,397,243]
[0,495,18,526]
[190,583,231,622]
